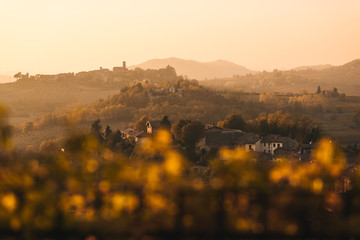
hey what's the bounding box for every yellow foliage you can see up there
[219,147,250,162]
[86,159,99,173]
[163,150,183,177]
[1,193,17,213]
[112,193,138,212]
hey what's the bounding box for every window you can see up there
[264,143,266,147]
[273,143,275,147]
[249,145,252,150]
[278,144,280,147]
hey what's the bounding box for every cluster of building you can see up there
[118,120,163,143]
[199,125,303,160]
[147,84,183,98]
[19,61,130,83]
[117,119,356,194]
[119,120,308,160]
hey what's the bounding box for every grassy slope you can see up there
[317,96,360,145]
[0,80,121,125]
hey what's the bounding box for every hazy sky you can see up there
[0,0,359,75]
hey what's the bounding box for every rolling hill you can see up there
[0,65,178,125]
[131,57,253,80]
[202,59,360,96]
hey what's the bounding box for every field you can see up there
[12,120,130,150]
[317,96,360,146]
[0,80,122,126]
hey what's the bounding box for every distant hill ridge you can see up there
[201,58,360,96]
[292,59,360,72]
[339,59,360,70]
[292,64,333,71]
[131,57,253,80]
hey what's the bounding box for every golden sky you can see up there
[0,0,359,75]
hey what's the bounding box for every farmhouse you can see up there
[203,128,299,157]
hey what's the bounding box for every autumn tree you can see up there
[172,120,204,150]
[135,115,149,132]
[39,139,59,153]
[217,114,246,130]
[172,120,191,142]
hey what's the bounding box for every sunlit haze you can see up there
[0,0,359,75]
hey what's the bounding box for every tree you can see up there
[160,115,171,130]
[218,114,246,130]
[333,88,339,96]
[171,120,204,150]
[108,130,123,151]
[259,119,269,137]
[14,72,22,81]
[307,125,322,143]
[105,125,112,140]
[91,119,104,142]
[181,121,205,150]
[135,115,149,132]
[91,119,102,133]
[172,120,191,142]
[317,86,321,94]
[39,139,58,153]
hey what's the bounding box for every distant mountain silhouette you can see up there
[131,57,252,80]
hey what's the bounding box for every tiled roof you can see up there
[274,147,300,159]
[260,135,288,143]
[234,132,261,145]
[205,129,260,148]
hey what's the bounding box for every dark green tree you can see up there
[219,114,246,130]
[259,119,269,137]
[105,125,112,140]
[160,115,172,130]
[91,119,104,142]
[317,85,321,94]
[181,120,205,149]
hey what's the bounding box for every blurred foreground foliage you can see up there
[1,107,360,239]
